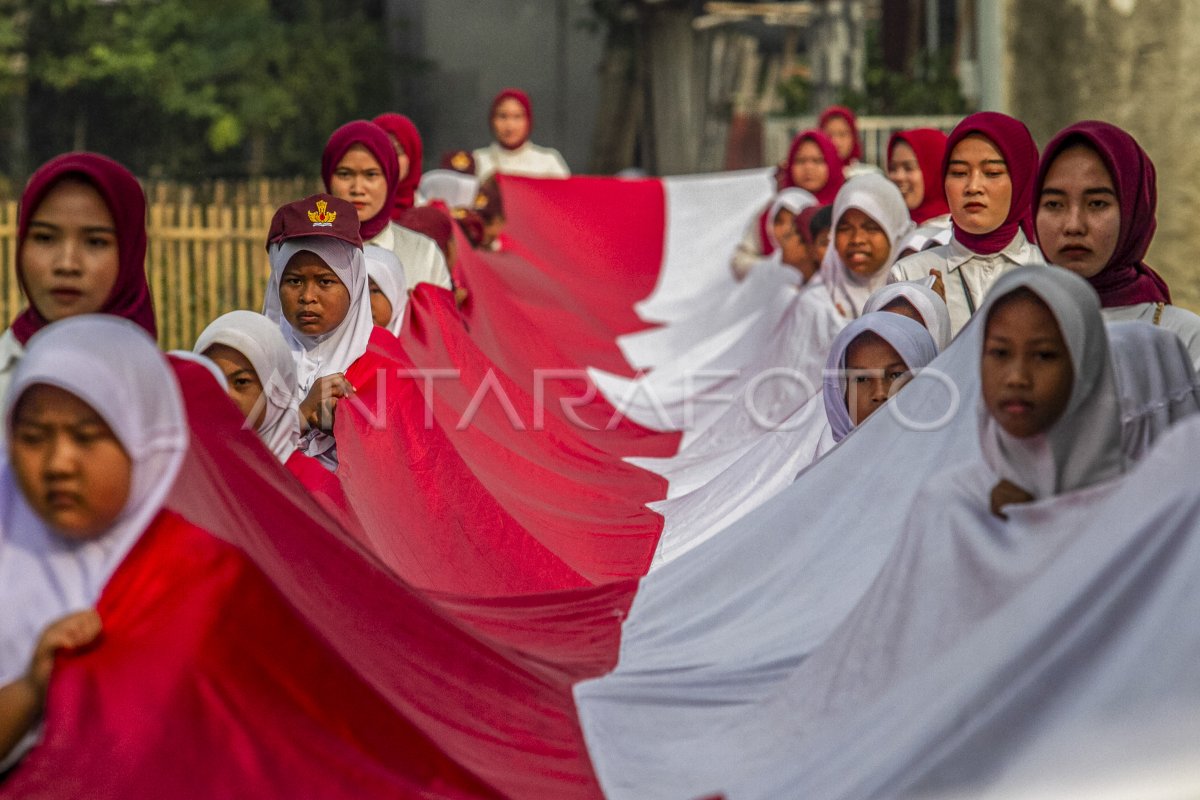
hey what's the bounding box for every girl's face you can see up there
[492,98,530,149]
[888,141,925,211]
[981,291,1074,438]
[10,384,132,540]
[945,134,1013,235]
[279,251,351,337]
[791,140,830,193]
[835,208,891,277]
[368,277,393,328]
[329,144,388,222]
[1035,144,1121,279]
[203,344,267,430]
[386,133,411,182]
[844,332,910,426]
[822,115,855,161]
[20,178,120,323]
[772,208,796,248]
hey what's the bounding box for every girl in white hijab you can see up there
[0,315,187,767]
[364,244,408,336]
[732,187,820,281]
[817,174,914,319]
[862,280,953,351]
[194,310,301,463]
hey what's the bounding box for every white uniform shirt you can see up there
[473,142,570,182]
[1103,302,1200,372]
[368,222,452,292]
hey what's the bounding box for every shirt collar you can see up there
[944,228,1036,273]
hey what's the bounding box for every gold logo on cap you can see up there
[451,151,471,171]
[308,200,337,226]
[474,193,488,210]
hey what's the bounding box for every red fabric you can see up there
[943,111,1040,255]
[398,205,454,254]
[1035,121,1171,306]
[12,153,154,345]
[819,105,864,165]
[888,128,951,223]
[373,113,424,219]
[490,88,533,150]
[321,120,399,241]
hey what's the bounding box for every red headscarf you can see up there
[321,120,399,241]
[490,88,533,151]
[818,105,864,165]
[397,205,453,256]
[13,152,155,345]
[888,128,951,224]
[760,130,845,255]
[943,111,1039,255]
[1035,121,1170,306]
[372,113,424,220]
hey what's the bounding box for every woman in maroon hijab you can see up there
[372,113,424,220]
[323,120,451,292]
[1035,120,1200,368]
[472,88,570,181]
[891,112,1044,337]
[1,152,155,404]
[887,128,951,225]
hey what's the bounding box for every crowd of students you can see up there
[1,83,1199,794]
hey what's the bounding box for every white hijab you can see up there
[262,236,373,399]
[765,188,819,250]
[819,174,914,319]
[194,310,301,463]
[364,244,408,336]
[0,316,187,687]
[863,281,953,351]
[976,266,1125,500]
[1107,320,1200,462]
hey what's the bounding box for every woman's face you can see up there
[772,208,796,248]
[10,383,132,540]
[492,98,530,149]
[1035,144,1121,279]
[945,134,1012,235]
[278,251,351,337]
[329,144,388,222]
[368,277,393,328]
[203,344,267,430]
[791,140,830,194]
[888,141,925,211]
[835,208,891,277]
[20,178,120,323]
[844,332,910,426]
[822,115,855,161]
[981,291,1074,438]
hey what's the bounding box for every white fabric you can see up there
[364,244,408,336]
[634,169,775,326]
[1102,301,1200,372]
[763,187,818,250]
[472,141,570,182]
[0,328,27,449]
[368,221,451,291]
[891,227,1045,337]
[976,267,1124,501]
[0,316,186,764]
[895,217,951,256]
[818,173,914,320]
[417,169,479,209]
[862,280,953,351]
[821,312,939,443]
[194,310,301,463]
[1107,319,1200,462]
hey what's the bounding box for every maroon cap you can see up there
[439,149,476,175]
[266,194,362,250]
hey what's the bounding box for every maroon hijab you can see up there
[943,112,1039,255]
[13,152,154,345]
[819,105,864,165]
[761,131,845,254]
[372,113,424,220]
[1035,121,1170,306]
[490,88,533,150]
[397,206,453,256]
[888,128,951,223]
[321,120,399,241]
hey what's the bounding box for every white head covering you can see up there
[976,266,1124,500]
[863,281,953,351]
[0,315,188,687]
[164,350,229,390]
[364,244,408,336]
[418,169,480,209]
[819,174,914,319]
[895,220,952,256]
[194,310,301,463]
[765,188,819,250]
[262,236,373,399]
[822,311,939,443]
[1106,320,1200,462]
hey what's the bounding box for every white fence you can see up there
[764,115,963,170]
